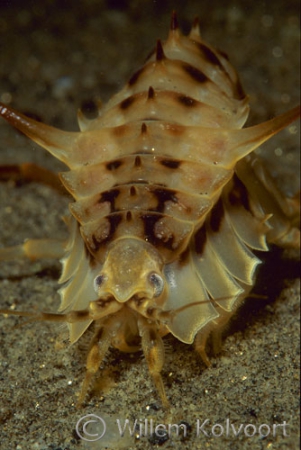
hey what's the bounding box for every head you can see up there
[93,238,165,303]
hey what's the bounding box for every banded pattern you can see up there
[0,12,299,408]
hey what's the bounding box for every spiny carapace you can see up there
[0,12,300,408]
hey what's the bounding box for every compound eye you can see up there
[148,272,164,297]
[93,274,106,293]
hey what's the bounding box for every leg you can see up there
[194,307,239,363]
[138,317,169,409]
[194,326,212,368]
[236,156,300,249]
[77,315,122,407]
[0,238,66,261]
[210,329,223,356]
[0,163,66,194]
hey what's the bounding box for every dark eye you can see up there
[93,274,105,292]
[148,272,164,297]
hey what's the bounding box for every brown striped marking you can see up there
[134,155,142,167]
[151,187,178,213]
[128,66,145,86]
[91,214,122,251]
[120,96,136,110]
[182,63,208,83]
[140,213,174,249]
[228,174,250,211]
[106,159,123,171]
[147,86,155,100]
[197,42,225,69]
[177,94,198,107]
[209,198,224,233]
[98,189,120,212]
[160,158,181,169]
[194,225,207,255]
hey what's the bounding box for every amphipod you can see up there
[0,12,299,408]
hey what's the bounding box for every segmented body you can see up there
[0,13,299,407]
